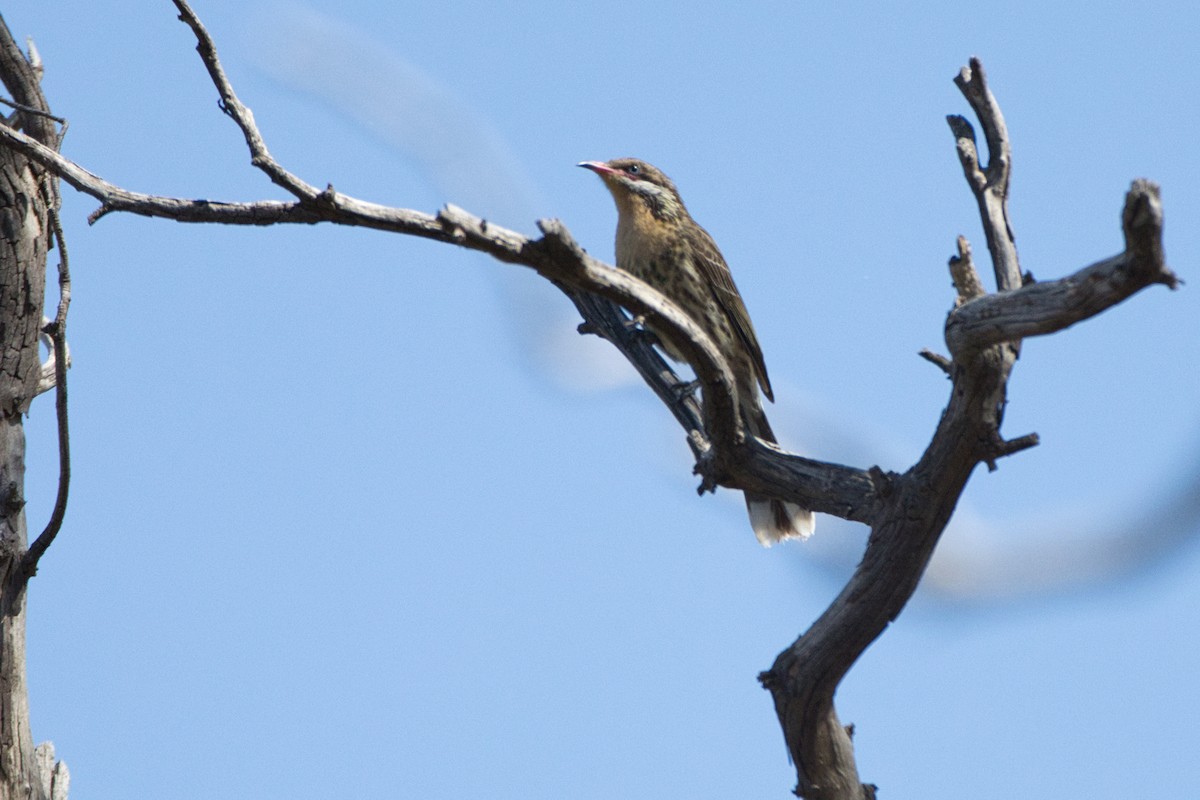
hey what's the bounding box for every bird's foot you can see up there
[673,378,701,401]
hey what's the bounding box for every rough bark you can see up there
[0,14,69,800]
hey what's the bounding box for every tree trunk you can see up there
[0,153,49,800]
[0,15,67,800]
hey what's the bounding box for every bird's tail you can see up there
[745,493,815,546]
[742,404,815,546]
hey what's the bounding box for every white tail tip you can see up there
[748,498,815,547]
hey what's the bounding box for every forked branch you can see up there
[946,179,1175,358]
[759,60,1175,800]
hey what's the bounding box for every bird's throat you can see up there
[614,195,678,273]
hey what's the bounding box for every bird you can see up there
[578,157,814,545]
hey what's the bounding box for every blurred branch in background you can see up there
[245,5,634,394]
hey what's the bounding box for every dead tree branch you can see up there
[948,59,1020,292]
[757,59,1176,800]
[946,180,1175,357]
[0,9,1177,797]
[0,3,877,524]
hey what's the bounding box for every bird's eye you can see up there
[626,164,641,176]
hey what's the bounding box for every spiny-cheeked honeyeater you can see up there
[579,157,813,545]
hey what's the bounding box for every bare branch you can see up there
[531,218,743,455]
[573,294,710,450]
[948,235,985,304]
[0,96,66,145]
[34,322,65,397]
[171,0,320,201]
[761,59,1173,799]
[0,121,309,224]
[0,103,884,526]
[946,181,1177,357]
[33,742,69,800]
[918,349,952,375]
[990,431,1040,461]
[950,57,1021,292]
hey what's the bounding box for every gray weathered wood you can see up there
[0,13,68,800]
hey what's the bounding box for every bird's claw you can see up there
[673,378,701,401]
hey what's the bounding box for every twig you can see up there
[0,96,67,146]
[948,235,985,304]
[989,431,1040,464]
[171,0,318,201]
[918,349,952,375]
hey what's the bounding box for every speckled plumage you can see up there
[579,158,814,545]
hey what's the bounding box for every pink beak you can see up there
[577,160,617,177]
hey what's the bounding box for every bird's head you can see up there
[578,158,685,221]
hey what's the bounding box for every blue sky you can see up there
[13,1,1200,798]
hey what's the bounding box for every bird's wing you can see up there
[687,222,775,402]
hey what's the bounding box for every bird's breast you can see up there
[615,205,677,284]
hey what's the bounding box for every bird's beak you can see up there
[577,160,616,177]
